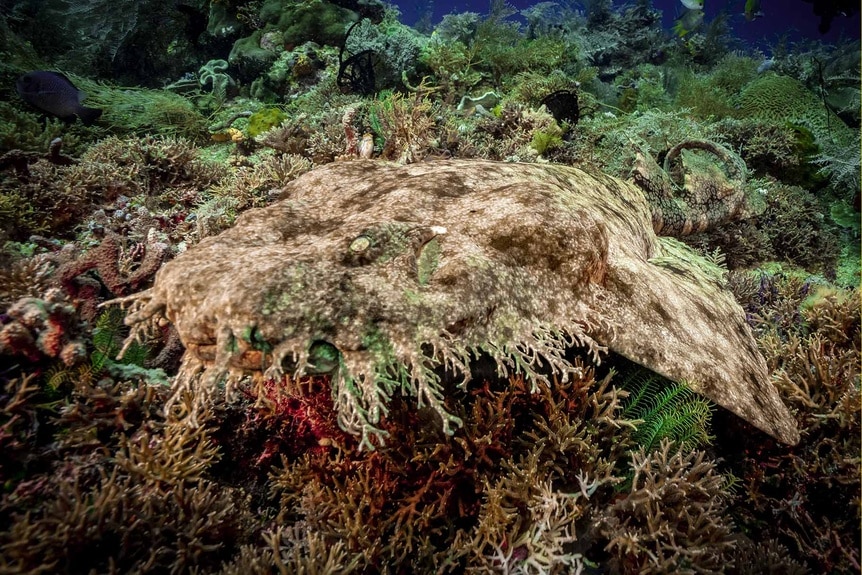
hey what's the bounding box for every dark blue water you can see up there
[395,0,861,47]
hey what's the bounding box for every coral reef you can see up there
[722,272,860,572]
[595,440,736,573]
[737,74,856,149]
[0,378,256,574]
[0,290,87,367]
[367,88,439,163]
[0,135,222,241]
[115,160,797,449]
[0,1,857,570]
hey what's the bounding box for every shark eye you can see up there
[345,233,378,266]
[307,340,340,374]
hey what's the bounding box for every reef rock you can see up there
[120,160,799,448]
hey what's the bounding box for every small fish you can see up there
[680,0,703,10]
[756,58,775,73]
[673,8,705,36]
[744,0,763,20]
[16,71,102,126]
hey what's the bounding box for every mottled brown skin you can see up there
[631,140,750,236]
[120,160,799,448]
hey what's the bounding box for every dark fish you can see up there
[540,90,580,127]
[16,71,102,126]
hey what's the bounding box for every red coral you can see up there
[58,232,166,298]
[0,291,86,366]
[245,376,353,466]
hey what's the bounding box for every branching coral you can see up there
[0,257,54,308]
[595,439,737,574]
[0,377,255,574]
[717,275,860,572]
[0,134,224,241]
[368,88,439,163]
[472,102,564,162]
[684,183,841,275]
[194,152,312,239]
[262,363,635,572]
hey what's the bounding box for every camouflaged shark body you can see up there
[120,160,799,448]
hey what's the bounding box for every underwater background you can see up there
[0,0,859,573]
[398,0,861,44]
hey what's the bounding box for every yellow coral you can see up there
[211,127,244,143]
[292,53,316,78]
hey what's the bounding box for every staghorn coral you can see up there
[0,375,44,486]
[194,152,312,239]
[0,134,224,241]
[218,525,359,574]
[0,376,256,575]
[717,277,860,573]
[0,101,73,154]
[115,159,798,449]
[0,256,54,309]
[757,185,840,274]
[595,439,737,574]
[263,362,635,572]
[709,118,807,179]
[732,538,810,575]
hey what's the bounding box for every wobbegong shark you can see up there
[116,160,799,449]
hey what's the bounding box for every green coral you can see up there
[0,102,68,153]
[247,107,287,138]
[675,54,758,119]
[229,30,277,73]
[737,74,856,148]
[260,0,357,48]
[530,126,563,156]
[198,59,234,108]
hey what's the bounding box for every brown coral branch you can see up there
[57,232,167,299]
